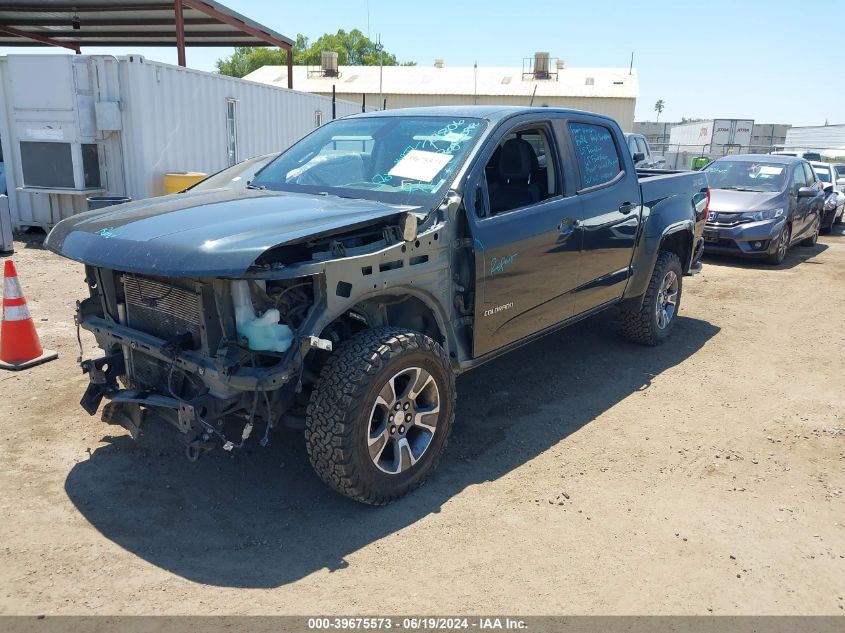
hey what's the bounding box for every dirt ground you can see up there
[1,227,843,616]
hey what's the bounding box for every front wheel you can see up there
[621,250,683,346]
[305,327,456,505]
[766,223,791,264]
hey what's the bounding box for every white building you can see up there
[0,54,366,229]
[784,124,845,154]
[244,54,639,131]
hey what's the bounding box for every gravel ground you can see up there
[1,227,843,615]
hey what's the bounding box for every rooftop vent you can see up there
[585,77,595,86]
[321,51,339,77]
[556,59,565,70]
[434,58,444,68]
[533,52,550,79]
[522,53,559,81]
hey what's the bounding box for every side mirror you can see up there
[401,212,418,242]
[633,152,645,163]
[797,186,816,198]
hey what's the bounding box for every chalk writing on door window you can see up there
[569,122,622,188]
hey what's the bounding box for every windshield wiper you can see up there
[720,186,762,192]
[246,183,266,190]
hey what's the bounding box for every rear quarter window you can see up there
[569,122,622,189]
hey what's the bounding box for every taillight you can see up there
[705,187,711,214]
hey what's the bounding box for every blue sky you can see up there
[1,0,841,126]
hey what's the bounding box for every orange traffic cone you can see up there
[0,260,57,371]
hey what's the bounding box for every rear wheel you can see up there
[621,250,683,346]
[766,223,791,264]
[305,327,456,505]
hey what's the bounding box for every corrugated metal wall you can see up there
[118,56,364,199]
[785,125,845,149]
[321,92,637,131]
[0,54,366,228]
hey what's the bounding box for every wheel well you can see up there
[660,230,692,273]
[321,294,445,348]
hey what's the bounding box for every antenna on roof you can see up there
[629,51,634,75]
[529,84,538,107]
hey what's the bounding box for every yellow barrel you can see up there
[163,172,207,194]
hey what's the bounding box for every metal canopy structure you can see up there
[0,0,294,87]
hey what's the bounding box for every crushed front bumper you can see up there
[77,316,329,452]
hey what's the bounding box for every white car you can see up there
[810,161,845,232]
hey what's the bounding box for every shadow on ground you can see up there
[702,241,828,271]
[65,310,719,588]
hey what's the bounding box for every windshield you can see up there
[190,153,279,191]
[703,160,787,192]
[251,116,486,206]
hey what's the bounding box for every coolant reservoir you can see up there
[231,281,294,353]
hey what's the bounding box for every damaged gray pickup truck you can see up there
[46,106,708,504]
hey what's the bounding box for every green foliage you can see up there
[216,29,412,78]
[654,99,665,122]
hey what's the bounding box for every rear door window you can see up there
[569,122,622,189]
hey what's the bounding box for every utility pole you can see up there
[474,60,478,105]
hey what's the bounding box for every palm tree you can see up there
[654,99,665,122]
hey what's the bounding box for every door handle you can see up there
[619,201,638,215]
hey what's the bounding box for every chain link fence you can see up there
[647,143,797,170]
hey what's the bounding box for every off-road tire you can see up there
[620,250,683,346]
[305,327,456,505]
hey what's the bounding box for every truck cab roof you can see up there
[345,105,617,125]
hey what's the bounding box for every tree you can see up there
[654,99,665,123]
[216,29,414,78]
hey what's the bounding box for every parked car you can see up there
[809,161,845,231]
[46,106,708,505]
[185,152,280,192]
[702,155,825,264]
[625,133,666,169]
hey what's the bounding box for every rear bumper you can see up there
[702,218,784,257]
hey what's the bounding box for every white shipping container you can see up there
[668,120,714,148]
[668,119,755,153]
[0,54,369,229]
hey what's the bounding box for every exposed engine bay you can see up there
[73,203,467,460]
